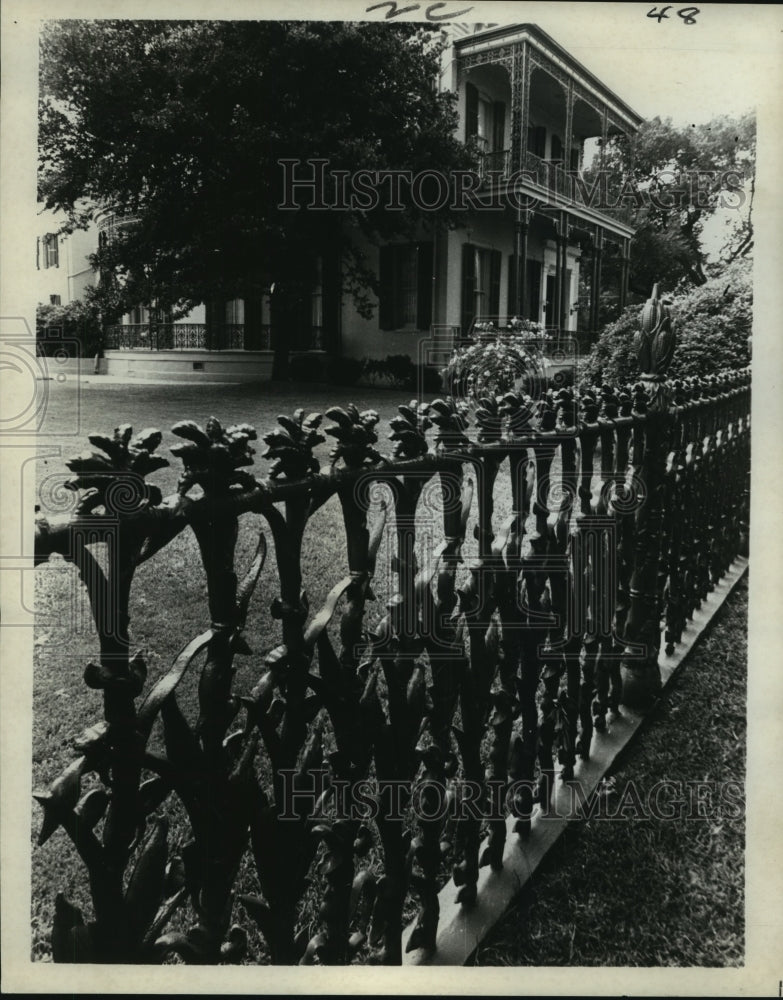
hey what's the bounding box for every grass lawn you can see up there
[31,377,746,965]
[475,575,747,967]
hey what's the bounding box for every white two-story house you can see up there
[39,22,642,381]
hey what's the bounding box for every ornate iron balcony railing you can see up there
[103,323,324,352]
[478,148,511,181]
[521,150,634,224]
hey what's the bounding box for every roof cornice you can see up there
[454,23,644,130]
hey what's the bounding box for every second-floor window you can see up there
[527,124,547,159]
[38,233,59,269]
[465,82,505,153]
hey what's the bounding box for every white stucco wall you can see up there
[34,208,99,307]
[338,236,425,362]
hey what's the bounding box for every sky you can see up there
[473,2,780,127]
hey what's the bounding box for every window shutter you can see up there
[205,297,224,349]
[507,255,517,317]
[36,237,40,270]
[465,82,479,142]
[551,134,563,162]
[545,274,556,325]
[489,250,501,318]
[570,145,581,171]
[243,292,262,351]
[379,245,395,331]
[461,243,476,336]
[492,102,505,152]
[416,242,433,331]
[527,260,542,322]
[529,125,546,158]
[42,235,49,270]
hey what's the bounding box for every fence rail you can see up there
[33,293,750,965]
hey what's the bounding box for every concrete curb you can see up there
[38,373,248,387]
[402,557,749,965]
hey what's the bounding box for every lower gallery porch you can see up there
[101,349,275,383]
[99,210,630,381]
[102,300,327,382]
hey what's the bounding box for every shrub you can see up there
[383,354,416,386]
[582,257,752,385]
[36,300,102,357]
[363,354,417,388]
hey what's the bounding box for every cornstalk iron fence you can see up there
[32,290,750,965]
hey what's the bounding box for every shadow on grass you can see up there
[473,576,747,967]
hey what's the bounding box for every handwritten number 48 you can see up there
[647,6,700,24]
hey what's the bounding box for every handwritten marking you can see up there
[647,5,700,24]
[366,1,475,20]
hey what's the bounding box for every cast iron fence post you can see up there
[621,284,677,709]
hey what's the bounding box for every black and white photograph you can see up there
[1,1,782,994]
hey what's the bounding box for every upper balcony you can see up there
[453,24,643,234]
[95,208,140,246]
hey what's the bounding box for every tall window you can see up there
[311,256,323,331]
[476,97,492,151]
[465,82,505,153]
[38,233,59,269]
[461,243,501,334]
[225,298,245,325]
[527,123,547,159]
[507,257,543,322]
[378,243,434,332]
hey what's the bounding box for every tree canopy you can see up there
[595,113,755,295]
[39,20,474,326]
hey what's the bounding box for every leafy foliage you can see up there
[582,257,752,385]
[38,21,473,330]
[36,299,102,356]
[363,354,416,388]
[590,113,755,293]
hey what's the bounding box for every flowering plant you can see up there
[442,330,546,402]
[473,316,551,343]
